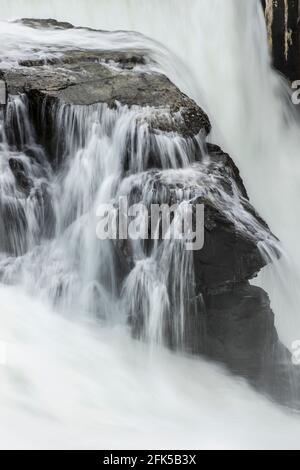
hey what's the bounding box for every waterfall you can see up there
[1,0,299,343]
[0,95,206,331]
[0,0,300,449]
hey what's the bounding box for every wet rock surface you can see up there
[117,147,274,288]
[0,19,210,138]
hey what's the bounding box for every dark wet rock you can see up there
[9,158,33,196]
[0,44,210,144]
[7,157,55,239]
[198,282,300,407]
[117,150,276,289]
[201,283,280,375]
[1,18,298,408]
[261,0,300,81]
[194,205,266,291]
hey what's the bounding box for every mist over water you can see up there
[1,0,300,449]
[3,284,300,451]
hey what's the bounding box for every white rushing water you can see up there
[0,0,300,449]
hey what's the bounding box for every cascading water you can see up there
[0,0,300,449]
[0,97,203,326]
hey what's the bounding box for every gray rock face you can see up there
[261,0,300,81]
[0,35,210,139]
[118,145,275,288]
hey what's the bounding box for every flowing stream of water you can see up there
[0,0,300,449]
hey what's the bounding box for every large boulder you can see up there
[261,0,300,81]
